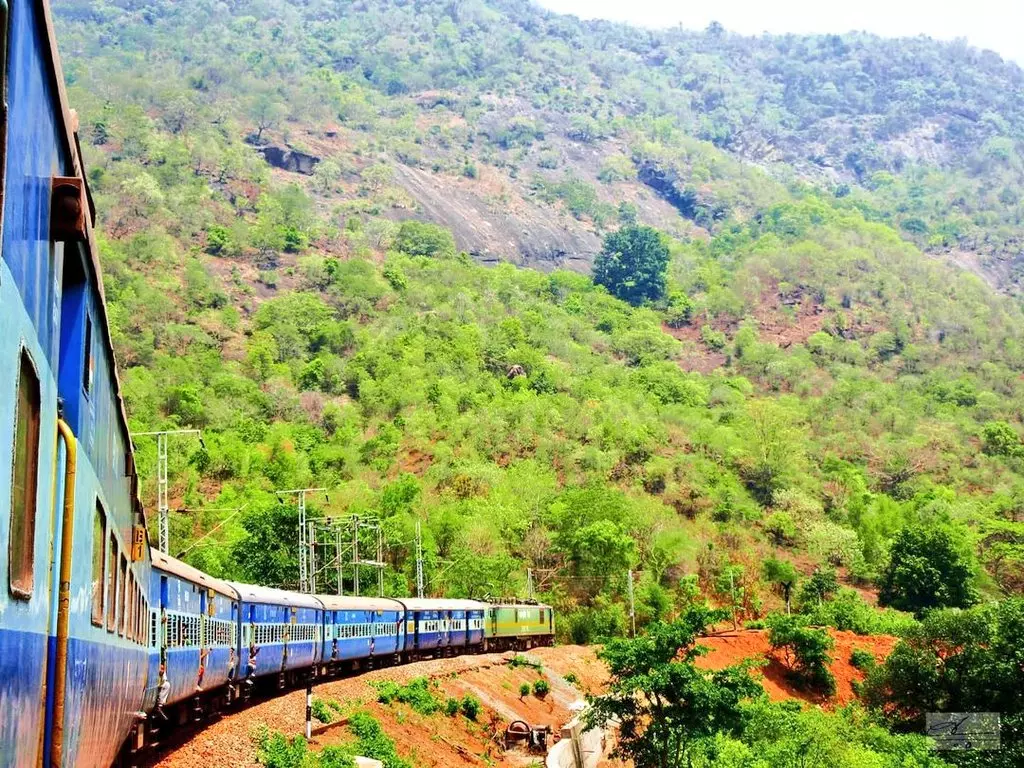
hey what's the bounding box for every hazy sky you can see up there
[537,0,1024,63]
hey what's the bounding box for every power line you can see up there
[173,504,248,559]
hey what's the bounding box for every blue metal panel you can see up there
[1,0,64,367]
[0,263,60,766]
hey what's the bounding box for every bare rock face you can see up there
[257,144,321,175]
[391,164,600,272]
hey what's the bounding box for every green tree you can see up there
[766,613,836,697]
[878,525,978,614]
[862,599,1024,768]
[593,226,670,306]
[586,606,763,768]
[394,220,456,258]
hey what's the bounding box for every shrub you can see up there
[563,672,579,686]
[394,220,456,258]
[532,679,550,698]
[460,694,481,721]
[311,697,334,724]
[804,589,918,636]
[849,648,876,670]
[519,682,531,699]
[371,677,441,715]
[444,697,460,716]
[767,614,836,697]
[348,712,411,768]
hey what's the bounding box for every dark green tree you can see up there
[586,606,763,768]
[593,226,670,306]
[394,220,456,258]
[878,525,978,614]
[231,504,302,587]
[861,599,1024,768]
[766,613,836,697]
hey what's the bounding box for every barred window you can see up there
[106,535,118,632]
[9,351,40,599]
[91,505,106,625]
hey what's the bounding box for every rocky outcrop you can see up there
[257,144,320,175]
[390,164,600,272]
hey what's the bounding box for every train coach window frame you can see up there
[91,504,106,625]
[9,349,41,600]
[106,534,118,632]
[118,554,127,636]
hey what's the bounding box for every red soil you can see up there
[694,629,898,706]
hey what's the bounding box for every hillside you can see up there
[50,0,1024,638]
[56,0,1024,285]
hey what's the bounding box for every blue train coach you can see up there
[150,551,239,718]
[0,1,154,765]
[318,595,404,670]
[228,582,323,687]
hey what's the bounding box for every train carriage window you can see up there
[118,554,128,636]
[9,351,41,599]
[106,534,118,631]
[91,504,106,624]
[82,315,93,395]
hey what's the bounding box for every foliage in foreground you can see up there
[587,608,950,768]
[586,605,764,767]
[861,598,1024,768]
[256,712,411,768]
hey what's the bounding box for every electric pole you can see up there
[134,429,204,554]
[276,487,328,593]
[415,520,425,599]
[627,569,636,638]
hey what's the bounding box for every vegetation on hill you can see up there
[50,0,1024,760]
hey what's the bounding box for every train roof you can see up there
[316,595,405,612]
[396,598,488,611]
[151,549,238,599]
[225,582,324,609]
[485,601,554,609]
[38,0,149,535]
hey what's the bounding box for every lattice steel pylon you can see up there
[308,514,386,597]
[277,488,328,593]
[134,429,203,553]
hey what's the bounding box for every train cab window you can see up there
[91,504,106,624]
[106,534,118,631]
[9,351,41,599]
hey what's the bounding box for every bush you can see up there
[348,712,411,768]
[444,697,460,716]
[532,679,550,698]
[509,655,541,670]
[460,694,481,721]
[803,589,918,636]
[394,220,456,258]
[767,614,836,697]
[519,682,531,699]
[371,678,441,715]
[849,648,876,670]
[311,698,334,723]
[563,672,579,686]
